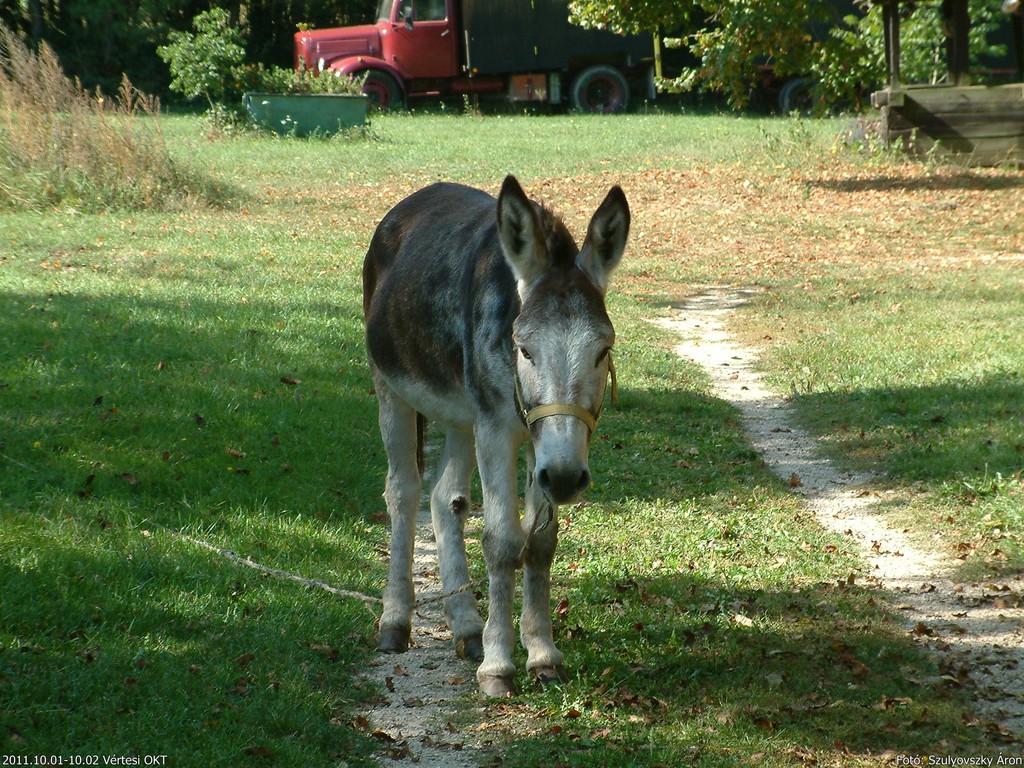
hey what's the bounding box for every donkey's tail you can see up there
[416,413,427,477]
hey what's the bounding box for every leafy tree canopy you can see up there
[571,0,1009,110]
[0,0,375,97]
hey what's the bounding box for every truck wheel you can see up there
[571,66,629,114]
[778,77,811,116]
[362,70,403,110]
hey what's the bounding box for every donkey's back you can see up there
[363,182,515,429]
[363,181,499,320]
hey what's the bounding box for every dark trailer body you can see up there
[461,0,652,76]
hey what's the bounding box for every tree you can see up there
[0,1,376,99]
[815,0,1007,110]
[0,0,211,95]
[675,0,835,108]
[571,0,1011,111]
[571,0,840,108]
[244,0,376,68]
[569,0,702,35]
[157,8,245,115]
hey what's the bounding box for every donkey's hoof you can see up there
[377,626,411,654]
[455,632,483,661]
[530,665,569,686]
[478,674,517,699]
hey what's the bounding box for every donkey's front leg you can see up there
[475,425,524,698]
[374,376,422,654]
[521,469,566,685]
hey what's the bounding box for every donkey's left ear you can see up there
[497,175,547,293]
[578,186,629,295]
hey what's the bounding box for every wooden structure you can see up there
[869,0,1024,164]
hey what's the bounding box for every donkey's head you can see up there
[497,175,630,505]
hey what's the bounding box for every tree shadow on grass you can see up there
[808,172,1024,194]
[508,571,988,767]
[0,287,387,758]
[591,385,764,503]
[0,287,383,524]
[789,372,1024,486]
[0,535,378,762]
[789,373,1024,580]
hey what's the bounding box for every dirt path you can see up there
[360,502,488,767]
[654,285,1024,740]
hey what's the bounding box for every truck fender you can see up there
[327,57,405,109]
[327,56,402,84]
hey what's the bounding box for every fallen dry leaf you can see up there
[234,652,255,669]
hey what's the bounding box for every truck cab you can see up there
[295,0,460,108]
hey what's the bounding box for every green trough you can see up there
[243,92,368,137]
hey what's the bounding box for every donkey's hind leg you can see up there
[375,375,422,654]
[430,427,484,660]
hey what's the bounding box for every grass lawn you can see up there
[2,110,1021,766]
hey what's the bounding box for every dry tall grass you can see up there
[0,22,227,211]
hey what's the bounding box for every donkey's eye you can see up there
[519,347,533,362]
[596,348,611,367]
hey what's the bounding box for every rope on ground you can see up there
[159,524,472,610]
[160,524,382,609]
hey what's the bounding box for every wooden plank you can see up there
[875,84,1024,165]
[901,84,1024,112]
[887,111,1024,139]
[887,132,1024,163]
[882,0,901,86]
[883,131,1024,164]
[881,116,1024,164]
[871,88,904,108]
[872,84,1024,112]
[881,131,1016,164]
[944,0,970,85]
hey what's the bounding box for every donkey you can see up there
[362,175,629,698]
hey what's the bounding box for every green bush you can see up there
[814,0,1007,110]
[573,0,1009,111]
[157,8,245,121]
[235,61,365,95]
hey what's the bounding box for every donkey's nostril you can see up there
[538,468,551,492]
[576,469,591,494]
[537,465,590,504]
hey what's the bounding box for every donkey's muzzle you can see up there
[537,464,591,505]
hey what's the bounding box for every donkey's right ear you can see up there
[577,185,629,295]
[497,175,546,294]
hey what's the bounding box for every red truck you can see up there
[294,0,654,112]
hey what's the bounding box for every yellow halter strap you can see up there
[515,354,617,432]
